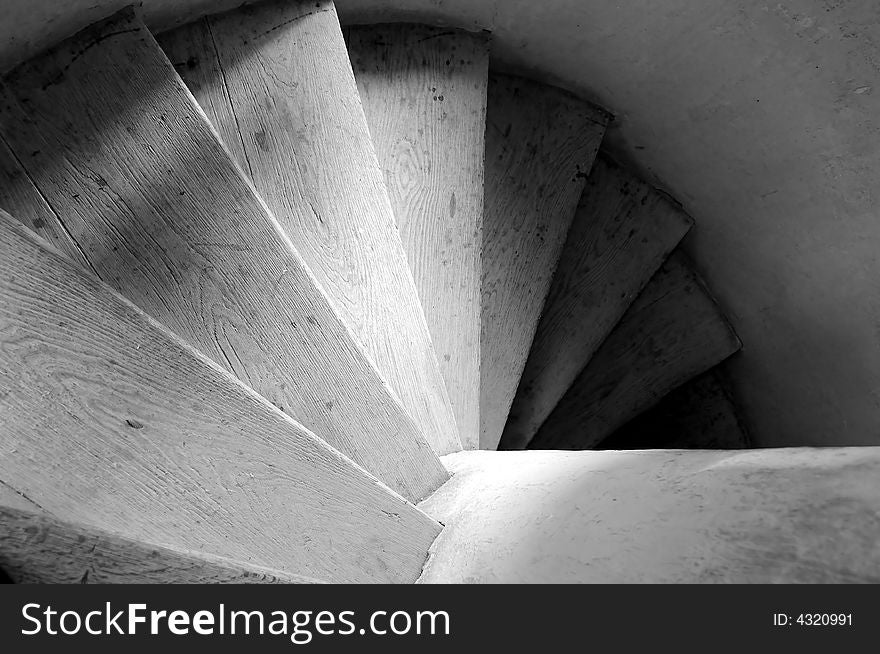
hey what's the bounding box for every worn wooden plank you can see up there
[347,24,489,450]
[598,369,750,450]
[157,17,248,169]
[500,156,693,449]
[0,506,326,584]
[531,251,742,450]
[0,7,447,502]
[480,73,608,450]
[157,2,462,457]
[0,136,95,272]
[0,213,442,583]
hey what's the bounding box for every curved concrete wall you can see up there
[2,0,879,447]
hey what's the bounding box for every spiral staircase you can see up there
[0,1,877,584]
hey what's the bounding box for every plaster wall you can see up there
[2,1,879,446]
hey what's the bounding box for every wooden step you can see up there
[531,251,742,449]
[0,7,447,502]
[0,213,441,583]
[0,138,68,263]
[480,74,609,450]
[598,369,750,450]
[500,156,693,449]
[0,506,324,584]
[157,1,462,457]
[418,449,880,583]
[346,25,489,450]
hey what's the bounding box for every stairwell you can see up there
[0,2,878,584]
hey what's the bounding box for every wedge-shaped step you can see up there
[599,369,750,450]
[0,7,446,501]
[531,251,742,450]
[419,449,880,583]
[157,1,461,456]
[0,214,441,582]
[347,24,490,451]
[501,156,693,449]
[481,74,608,449]
[0,506,325,584]
[0,139,69,262]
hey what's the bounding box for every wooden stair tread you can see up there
[0,7,446,502]
[347,24,490,450]
[531,250,742,449]
[501,155,693,449]
[157,1,462,457]
[0,505,324,584]
[480,73,608,450]
[0,136,87,269]
[598,369,750,450]
[0,213,441,583]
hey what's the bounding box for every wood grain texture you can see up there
[0,136,95,273]
[157,17,248,169]
[347,24,489,450]
[157,1,462,457]
[531,251,742,450]
[0,213,442,583]
[598,369,750,450]
[0,506,325,583]
[0,7,448,502]
[480,73,608,450]
[500,155,693,449]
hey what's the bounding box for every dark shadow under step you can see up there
[597,368,750,450]
[501,154,693,449]
[530,250,742,450]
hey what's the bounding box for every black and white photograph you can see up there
[0,0,876,648]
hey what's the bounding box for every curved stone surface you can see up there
[419,448,880,583]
